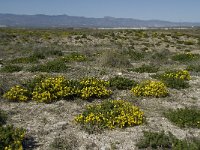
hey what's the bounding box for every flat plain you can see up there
[0,28,200,150]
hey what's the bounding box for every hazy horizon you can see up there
[0,0,200,22]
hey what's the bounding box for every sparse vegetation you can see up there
[1,28,200,149]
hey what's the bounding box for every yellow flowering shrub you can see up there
[3,76,113,103]
[152,70,191,89]
[79,77,112,99]
[32,76,79,103]
[162,70,191,80]
[3,85,29,102]
[0,125,26,150]
[131,80,168,97]
[75,100,144,132]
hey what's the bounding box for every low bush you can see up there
[28,59,69,73]
[49,134,79,150]
[153,70,190,89]
[184,40,195,45]
[3,85,30,102]
[75,100,144,133]
[45,49,63,56]
[164,108,200,128]
[22,75,46,92]
[131,80,168,98]
[161,70,191,81]
[162,78,189,89]
[3,76,112,103]
[129,64,159,73]
[32,76,79,103]
[187,64,200,72]
[0,65,23,73]
[9,56,38,64]
[62,52,87,62]
[172,53,200,63]
[124,50,145,61]
[79,77,112,99]
[0,125,26,150]
[109,76,137,90]
[136,131,200,149]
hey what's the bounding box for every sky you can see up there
[0,0,200,22]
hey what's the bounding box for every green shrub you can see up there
[131,80,168,98]
[124,50,144,61]
[151,50,171,62]
[0,125,26,150]
[75,100,144,133]
[109,76,137,90]
[45,50,63,56]
[0,65,23,73]
[164,108,200,128]
[187,65,200,72]
[172,53,200,63]
[79,77,112,99]
[0,109,7,126]
[3,85,30,102]
[129,64,159,73]
[32,51,46,59]
[136,131,200,149]
[32,76,79,103]
[28,59,69,73]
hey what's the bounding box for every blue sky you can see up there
[0,0,200,22]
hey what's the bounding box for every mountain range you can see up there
[0,14,200,28]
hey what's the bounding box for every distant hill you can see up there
[0,14,200,28]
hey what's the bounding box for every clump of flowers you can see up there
[3,85,29,102]
[79,77,112,99]
[32,76,78,103]
[75,100,144,132]
[131,80,168,97]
